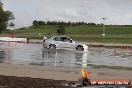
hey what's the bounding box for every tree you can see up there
[0,1,14,33]
[32,20,39,28]
[56,25,66,35]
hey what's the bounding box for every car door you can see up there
[63,37,76,49]
[53,37,67,48]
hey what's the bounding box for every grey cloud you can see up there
[2,0,132,28]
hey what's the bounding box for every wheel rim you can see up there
[49,45,56,50]
[77,46,84,51]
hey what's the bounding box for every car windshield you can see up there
[63,37,71,42]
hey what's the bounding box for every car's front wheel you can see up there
[49,44,56,50]
[76,45,84,51]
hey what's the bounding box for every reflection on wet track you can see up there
[0,42,132,68]
[42,49,88,67]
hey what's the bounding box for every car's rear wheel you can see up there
[49,44,56,50]
[76,45,84,51]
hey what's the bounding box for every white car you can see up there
[43,36,88,51]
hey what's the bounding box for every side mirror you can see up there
[70,40,72,43]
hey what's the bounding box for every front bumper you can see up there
[83,45,88,51]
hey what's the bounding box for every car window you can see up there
[54,37,71,43]
[54,37,63,41]
[63,37,71,43]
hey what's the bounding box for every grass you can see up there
[1,25,132,43]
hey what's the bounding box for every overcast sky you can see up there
[2,0,132,28]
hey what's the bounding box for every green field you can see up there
[2,25,132,43]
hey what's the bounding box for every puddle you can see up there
[0,42,132,68]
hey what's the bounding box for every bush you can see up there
[56,25,65,35]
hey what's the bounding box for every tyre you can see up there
[76,45,84,51]
[49,44,56,50]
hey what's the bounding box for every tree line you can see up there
[32,20,97,28]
